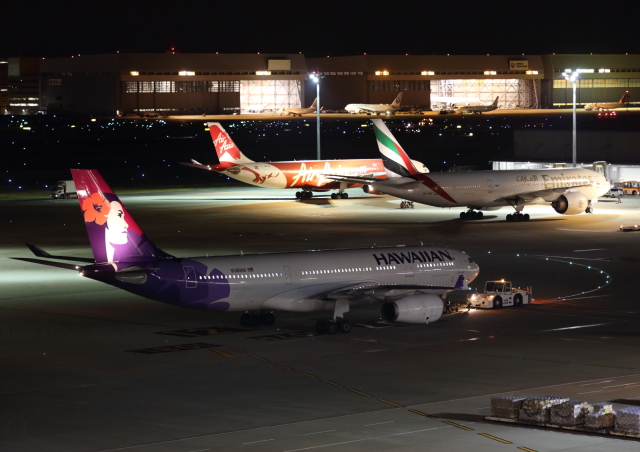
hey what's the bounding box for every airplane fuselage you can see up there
[371,168,610,209]
[87,246,478,313]
[345,104,401,114]
[221,159,386,190]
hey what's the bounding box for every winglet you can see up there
[26,243,52,258]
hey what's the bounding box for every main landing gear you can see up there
[460,210,483,220]
[315,299,351,335]
[240,311,275,327]
[506,212,530,222]
[296,190,313,199]
[331,192,349,199]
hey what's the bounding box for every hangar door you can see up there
[240,80,301,113]
[431,79,539,109]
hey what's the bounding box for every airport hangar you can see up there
[32,52,640,116]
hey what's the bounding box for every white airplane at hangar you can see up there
[16,169,479,335]
[584,92,629,111]
[346,92,403,115]
[279,98,319,116]
[326,119,611,222]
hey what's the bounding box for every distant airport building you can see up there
[39,53,307,116]
[21,52,640,115]
[0,57,40,115]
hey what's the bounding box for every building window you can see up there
[139,81,155,93]
[220,81,240,92]
[155,81,173,93]
[123,82,138,93]
[207,81,219,92]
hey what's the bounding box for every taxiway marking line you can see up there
[408,409,436,418]
[227,346,246,354]
[350,389,373,397]
[297,371,318,379]
[479,433,511,444]
[209,349,234,357]
[379,399,404,408]
[442,421,473,431]
[304,430,335,436]
[584,363,633,369]
[243,438,274,445]
[322,379,344,387]
[275,364,292,370]
[248,354,269,362]
[518,447,538,452]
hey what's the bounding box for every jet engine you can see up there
[551,191,588,215]
[381,293,443,324]
[363,185,385,195]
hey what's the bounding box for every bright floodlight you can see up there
[561,71,580,166]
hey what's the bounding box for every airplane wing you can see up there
[324,174,422,190]
[493,184,593,203]
[180,159,240,172]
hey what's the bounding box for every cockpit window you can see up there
[468,257,474,263]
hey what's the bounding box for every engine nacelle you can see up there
[551,191,588,215]
[381,294,443,324]
[363,185,386,195]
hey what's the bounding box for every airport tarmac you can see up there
[4,187,640,451]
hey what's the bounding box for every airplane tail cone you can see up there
[71,169,173,265]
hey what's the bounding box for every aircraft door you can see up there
[405,264,414,277]
[183,266,197,289]
[283,266,292,285]
[487,180,494,193]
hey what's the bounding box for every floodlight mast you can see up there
[562,70,580,167]
[310,74,321,160]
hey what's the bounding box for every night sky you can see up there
[4,0,640,58]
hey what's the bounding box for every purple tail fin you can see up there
[71,169,173,264]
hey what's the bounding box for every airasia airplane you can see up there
[326,119,611,221]
[182,122,428,199]
[15,169,479,334]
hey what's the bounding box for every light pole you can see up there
[310,74,321,160]
[562,70,580,167]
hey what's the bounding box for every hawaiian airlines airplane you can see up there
[584,92,629,111]
[279,98,319,116]
[345,92,403,115]
[16,169,479,334]
[181,122,428,199]
[326,119,611,222]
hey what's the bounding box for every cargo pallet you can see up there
[485,416,640,440]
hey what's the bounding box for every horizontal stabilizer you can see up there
[12,257,82,271]
[26,243,94,263]
[180,161,239,172]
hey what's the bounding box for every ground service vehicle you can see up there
[468,280,532,308]
[50,180,77,199]
[622,181,640,195]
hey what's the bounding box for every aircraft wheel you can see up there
[306,191,313,199]
[296,191,302,199]
[331,193,337,199]
[494,296,503,308]
[249,315,262,328]
[262,312,275,326]
[342,193,348,199]
[338,319,351,333]
[315,320,327,334]
[506,214,513,222]
[477,211,484,219]
[523,213,530,221]
[326,322,338,335]
[240,313,251,327]
[460,212,467,220]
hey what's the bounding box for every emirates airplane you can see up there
[16,169,479,334]
[327,119,611,221]
[182,122,428,199]
[345,92,403,115]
